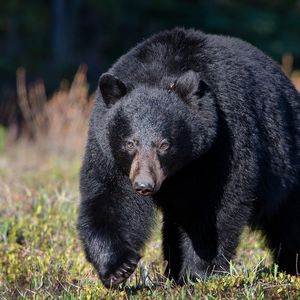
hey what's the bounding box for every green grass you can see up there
[0,143,300,299]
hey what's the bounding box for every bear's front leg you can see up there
[78,190,155,287]
[78,161,156,288]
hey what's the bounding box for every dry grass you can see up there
[13,65,92,154]
[282,54,300,92]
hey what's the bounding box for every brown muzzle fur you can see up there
[129,149,165,195]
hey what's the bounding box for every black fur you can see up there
[77,28,300,287]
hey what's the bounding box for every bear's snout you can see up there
[129,148,165,196]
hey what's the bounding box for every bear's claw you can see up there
[101,254,140,288]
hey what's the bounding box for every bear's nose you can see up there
[133,181,154,196]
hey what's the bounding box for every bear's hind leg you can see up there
[162,216,222,283]
[263,188,300,275]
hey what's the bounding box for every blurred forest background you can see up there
[1,0,300,138]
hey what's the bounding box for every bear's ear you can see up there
[99,73,127,107]
[171,70,199,99]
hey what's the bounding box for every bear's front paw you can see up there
[100,251,141,288]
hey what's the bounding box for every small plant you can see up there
[0,126,6,153]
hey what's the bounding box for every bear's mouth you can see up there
[132,180,162,196]
[131,172,159,196]
[133,183,156,196]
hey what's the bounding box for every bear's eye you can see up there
[159,140,170,152]
[125,140,136,151]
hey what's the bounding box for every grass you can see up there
[0,141,300,300]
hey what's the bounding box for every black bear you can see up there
[78,28,300,288]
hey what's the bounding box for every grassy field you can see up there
[1,68,300,299]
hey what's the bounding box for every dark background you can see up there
[1,0,300,114]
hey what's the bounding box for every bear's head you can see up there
[97,71,218,196]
